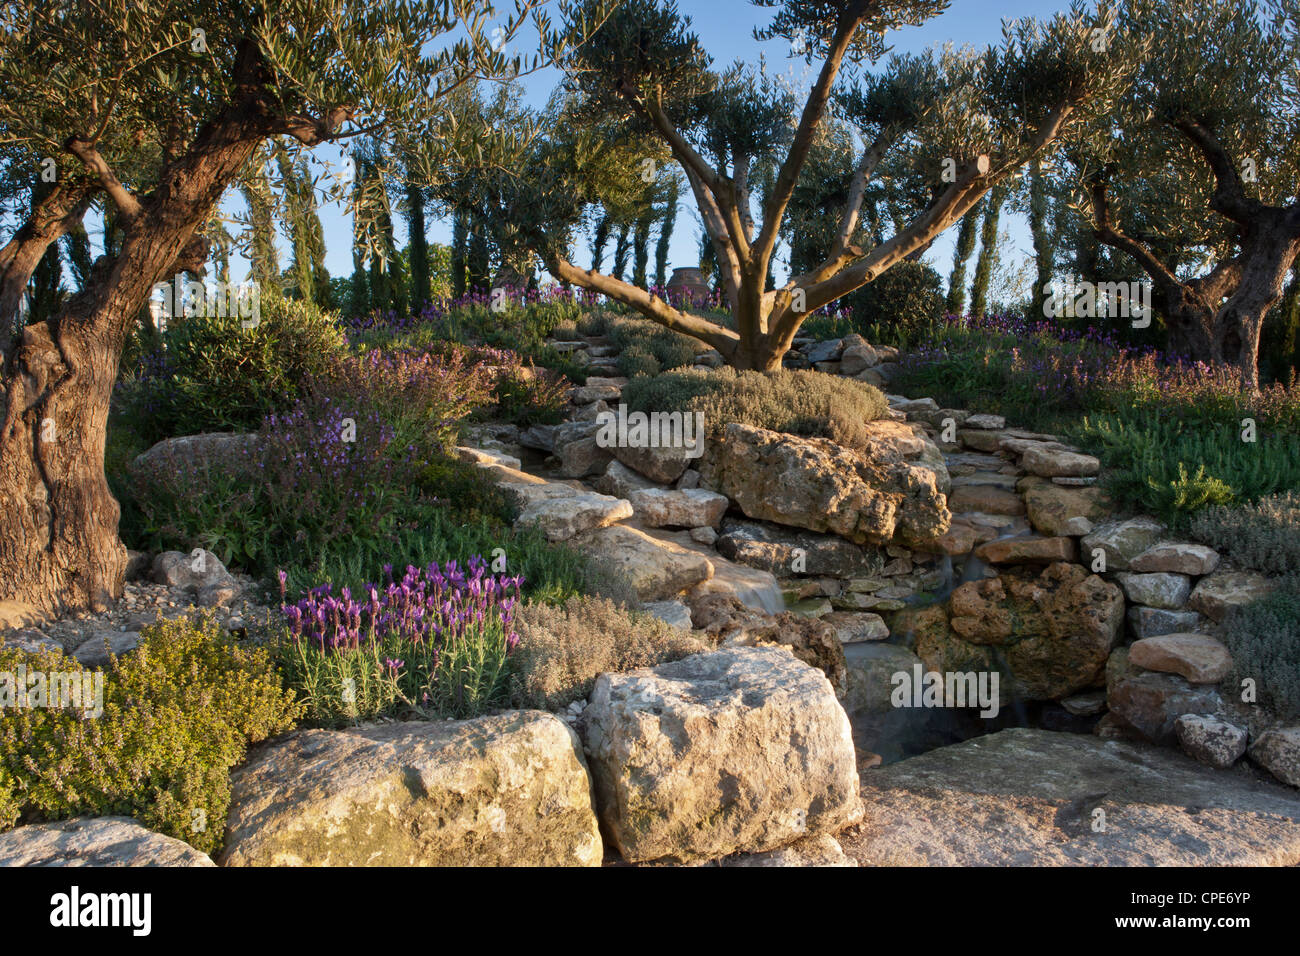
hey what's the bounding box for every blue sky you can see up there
[142,0,1071,296]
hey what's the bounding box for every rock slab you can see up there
[841,728,1300,865]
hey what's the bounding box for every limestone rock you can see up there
[73,631,141,668]
[505,482,632,542]
[838,344,879,376]
[0,601,46,631]
[1019,476,1112,537]
[699,423,950,550]
[1105,647,1223,743]
[1081,517,1167,571]
[573,525,713,602]
[1188,570,1276,622]
[718,833,855,867]
[0,817,214,867]
[151,549,237,592]
[629,488,728,529]
[687,594,847,694]
[613,442,694,484]
[921,563,1124,701]
[221,713,602,866]
[1128,633,1232,684]
[839,728,1300,865]
[455,446,522,470]
[1127,606,1204,640]
[948,484,1026,516]
[716,518,884,578]
[842,643,923,714]
[822,611,889,644]
[129,431,259,480]
[581,646,862,863]
[1175,714,1247,769]
[593,460,660,499]
[1250,727,1300,787]
[556,436,613,478]
[1020,446,1100,479]
[1114,571,1192,610]
[974,535,1076,565]
[640,600,693,631]
[1129,542,1221,576]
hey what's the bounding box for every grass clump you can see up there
[1191,492,1300,575]
[1220,576,1300,721]
[508,596,709,710]
[623,365,889,451]
[0,616,301,855]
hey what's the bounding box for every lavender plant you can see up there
[274,557,524,723]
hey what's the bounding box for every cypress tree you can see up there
[969,184,1007,318]
[946,204,980,314]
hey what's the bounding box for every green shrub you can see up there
[623,366,890,451]
[117,291,347,442]
[0,616,301,854]
[1220,576,1300,721]
[842,260,946,348]
[608,318,700,377]
[1191,492,1300,575]
[1073,410,1300,527]
[508,596,709,710]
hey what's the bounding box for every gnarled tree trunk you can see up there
[0,110,263,617]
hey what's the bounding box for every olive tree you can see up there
[1068,0,1300,389]
[0,0,580,616]
[497,0,1141,370]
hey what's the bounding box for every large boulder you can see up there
[0,816,214,866]
[129,431,259,480]
[699,423,950,549]
[221,713,603,866]
[572,524,714,602]
[580,646,862,863]
[914,563,1124,702]
[839,728,1300,865]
